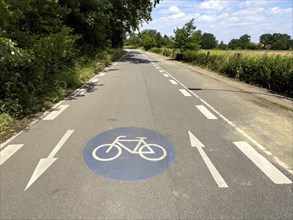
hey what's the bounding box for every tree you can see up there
[260,33,291,50]
[218,41,227,50]
[161,35,173,48]
[228,34,252,49]
[228,39,241,49]
[239,34,251,43]
[107,0,160,48]
[125,33,141,48]
[174,19,200,52]
[141,34,156,50]
[201,32,217,49]
[141,29,162,47]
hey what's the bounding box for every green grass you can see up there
[200,49,293,57]
[149,47,293,96]
[0,49,126,142]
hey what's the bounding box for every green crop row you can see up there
[149,48,293,96]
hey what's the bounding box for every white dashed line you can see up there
[179,89,192,97]
[196,105,218,119]
[163,74,170,78]
[0,144,24,166]
[234,142,292,184]
[169,80,178,85]
[159,70,164,73]
[43,105,69,120]
[143,52,292,174]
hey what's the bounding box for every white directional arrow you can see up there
[25,130,74,191]
[188,131,228,188]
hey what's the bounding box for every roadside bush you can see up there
[0,28,80,117]
[151,48,293,96]
[149,47,177,58]
[0,37,35,116]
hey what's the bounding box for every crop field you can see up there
[200,49,293,57]
[149,47,293,96]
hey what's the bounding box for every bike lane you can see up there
[140,51,293,219]
[1,50,292,219]
[0,51,180,219]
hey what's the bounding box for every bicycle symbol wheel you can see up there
[92,144,122,161]
[139,144,167,161]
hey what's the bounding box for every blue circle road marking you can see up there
[83,127,176,180]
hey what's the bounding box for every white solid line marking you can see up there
[234,141,292,184]
[43,105,69,120]
[169,80,178,85]
[0,144,24,166]
[150,62,292,174]
[100,72,106,77]
[179,89,192,97]
[163,74,170,78]
[25,130,74,190]
[196,105,218,119]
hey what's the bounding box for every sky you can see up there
[141,0,293,43]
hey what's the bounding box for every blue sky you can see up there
[141,0,293,43]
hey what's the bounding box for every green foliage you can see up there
[142,34,157,50]
[149,47,177,58]
[228,34,255,49]
[0,113,12,135]
[201,33,217,49]
[174,19,200,52]
[260,33,292,50]
[107,0,160,48]
[0,0,155,119]
[151,48,293,96]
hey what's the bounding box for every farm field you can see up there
[200,49,293,57]
[149,47,293,97]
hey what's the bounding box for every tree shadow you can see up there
[65,81,101,100]
[118,52,151,64]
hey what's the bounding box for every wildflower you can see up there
[11,51,15,55]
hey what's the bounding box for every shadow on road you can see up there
[65,81,103,100]
[118,52,151,64]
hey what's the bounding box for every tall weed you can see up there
[150,47,293,96]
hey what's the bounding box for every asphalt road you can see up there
[1,50,292,219]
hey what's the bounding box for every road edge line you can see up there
[143,52,293,176]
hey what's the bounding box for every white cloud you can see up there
[169,6,181,14]
[141,0,293,43]
[199,0,230,11]
[233,8,265,16]
[198,15,215,23]
[266,7,292,15]
[168,12,186,20]
[241,0,268,7]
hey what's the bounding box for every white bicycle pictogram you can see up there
[92,136,167,161]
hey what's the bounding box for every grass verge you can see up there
[0,49,126,143]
